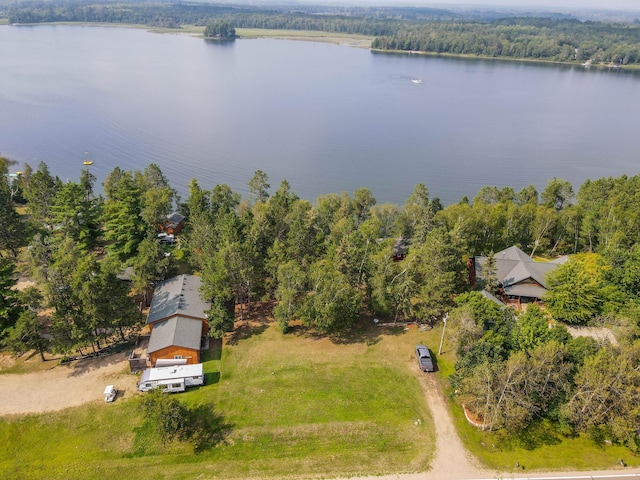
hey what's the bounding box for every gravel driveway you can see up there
[0,353,138,415]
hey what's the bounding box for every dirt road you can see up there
[417,374,493,480]
[0,353,138,415]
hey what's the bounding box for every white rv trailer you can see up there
[138,363,205,393]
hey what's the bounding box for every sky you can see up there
[347,0,640,11]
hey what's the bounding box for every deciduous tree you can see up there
[564,343,640,446]
[544,254,605,324]
[273,260,305,333]
[301,260,362,333]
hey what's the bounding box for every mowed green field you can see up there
[0,321,439,480]
[235,28,373,47]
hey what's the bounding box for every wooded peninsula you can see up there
[4,1,640,66]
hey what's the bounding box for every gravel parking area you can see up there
[0,353,138,415]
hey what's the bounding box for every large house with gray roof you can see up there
[146,274,211,366]
[471,246,568,309]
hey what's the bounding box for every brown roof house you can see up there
[146,274,211,366]
[159,212,185,235]
[472,246,568,309]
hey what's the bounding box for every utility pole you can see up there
[438,313,448,355]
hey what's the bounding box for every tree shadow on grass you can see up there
[291,316,405,346]
[506,420,563,451]
[225,301,272,346]
[188,404,234,453]
[225,322,269,346]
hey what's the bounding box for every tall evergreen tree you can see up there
[23,161,58,229]
[0,258,22,337]
[102,170,149,259]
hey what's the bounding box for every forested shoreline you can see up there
[4,1,640,66]
[1,152,640,444]
[372,18,640,65]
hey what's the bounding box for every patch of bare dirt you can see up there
[0,352,139,415]
[566,325,618,345]
[414,371,493,480]
[0,355,15,369]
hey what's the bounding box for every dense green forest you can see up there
[203,19,235,39]
[372,18,640,65]
[2,154,640,445]
[6,1,640,65]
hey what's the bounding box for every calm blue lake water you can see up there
[1,25,639,204]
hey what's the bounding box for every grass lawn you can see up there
[235,28,373,47]
[0,319,437,480]
[2,314,634,479]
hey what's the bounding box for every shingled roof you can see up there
[476,246,568,300]
[146,274,210,325]
[147,316,202,354]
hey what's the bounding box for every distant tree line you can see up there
[7,2,640,64]
[372,17,640,65]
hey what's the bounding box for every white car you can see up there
[104,385,117,402]
[158,233,175,244]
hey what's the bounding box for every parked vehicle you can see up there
[138,363,205,393]
[415,345,435,372]
[157,233,175,244]
[104,385,117,402]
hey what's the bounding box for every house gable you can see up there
[146,274,211,325]
[474,246,568,302]
[149,345,200,366]
[159,212,185,235]
[147,316,203,353]
[147,316,203,367]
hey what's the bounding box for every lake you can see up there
[1,25,639,205]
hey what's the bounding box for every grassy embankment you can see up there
[450,398,638,472]
[0,320,437,480]
[235,28,373,47]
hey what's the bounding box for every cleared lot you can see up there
[0,353,137,415]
